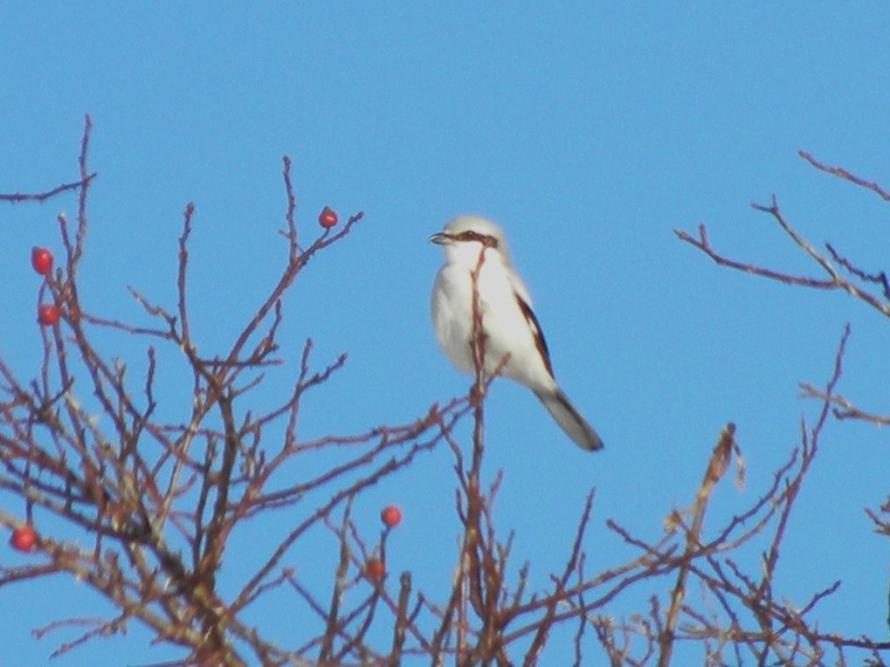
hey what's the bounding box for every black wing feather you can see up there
[513,293,555,378]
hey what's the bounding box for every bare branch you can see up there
[799,150,890,202]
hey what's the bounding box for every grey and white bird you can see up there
[429,215,603,451]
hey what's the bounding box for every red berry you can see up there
[318,206,338,229]
[10,526,37,552]
[365,557,385,581]
[38,304,61,326]
[381,505,402,528]
[31,247,53,275]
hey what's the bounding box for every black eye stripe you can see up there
[453,230,499,248]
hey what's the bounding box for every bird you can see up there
[429,215,603,451]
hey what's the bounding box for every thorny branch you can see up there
[676,150,890,421]
[799,150,890,203]
[1,125,887,665]
[657,423,737,667]
[670,150,889,665]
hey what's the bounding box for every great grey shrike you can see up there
[429,215,604,451]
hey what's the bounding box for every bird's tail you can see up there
[535,389,604,451]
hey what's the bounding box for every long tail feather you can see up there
[535,389,604,451]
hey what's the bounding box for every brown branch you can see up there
[319,504,355,662]
[674,223,835,289]
[676,198,890,319]
[825,242,890,302]
[389,572,413,666]
[7,122,888,666]
[799,150,890,202]
[659,423,736,667]
[522,489,596,665]
[223,210,364,377]
[176,203,196,350]
[281,155,299,256]
[800,384,890,425]
[0,174,97,203]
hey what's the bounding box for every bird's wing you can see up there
[506,267,533,306]
[513,290,554,379]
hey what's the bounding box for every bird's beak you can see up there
[429,232,450,245]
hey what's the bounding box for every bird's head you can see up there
[430,215,511,267]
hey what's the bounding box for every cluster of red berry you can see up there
[365,504,403,581]
[29,204,336,333]
[12,220,347,553]
[8,247,61,551]
[32,247,61,325]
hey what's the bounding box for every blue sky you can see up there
[1,4,888,665]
